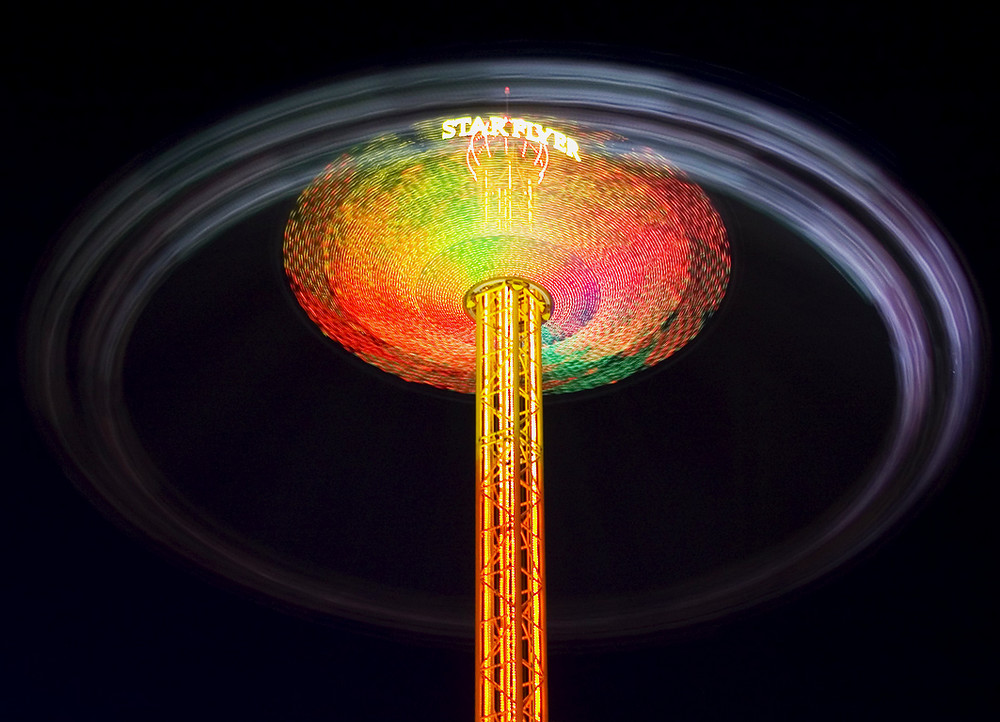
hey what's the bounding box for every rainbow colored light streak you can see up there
[284,118,730,394]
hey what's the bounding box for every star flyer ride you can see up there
[284,103,730,722]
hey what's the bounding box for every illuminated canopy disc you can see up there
[284,121,729,393]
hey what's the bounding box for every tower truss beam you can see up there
[466,278,551,722]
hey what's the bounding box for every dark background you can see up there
[7,3,993,720]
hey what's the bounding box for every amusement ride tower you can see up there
[20,57,986,722]
[284,101,730,722]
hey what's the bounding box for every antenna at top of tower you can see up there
[505,86,510,117]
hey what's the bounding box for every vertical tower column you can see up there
[465,278,551,722]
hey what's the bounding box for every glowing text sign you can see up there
[442,116,581,162]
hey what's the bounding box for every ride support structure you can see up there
[466,277,552,722]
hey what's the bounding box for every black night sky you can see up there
[7,4,994,720]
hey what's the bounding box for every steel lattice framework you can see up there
[466,278,551,722]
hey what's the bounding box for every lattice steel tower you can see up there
[465,277,551,722]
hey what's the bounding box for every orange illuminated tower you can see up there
[283,101,730,722]
[466,277,551,722]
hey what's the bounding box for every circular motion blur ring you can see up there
[21,60,985,641]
